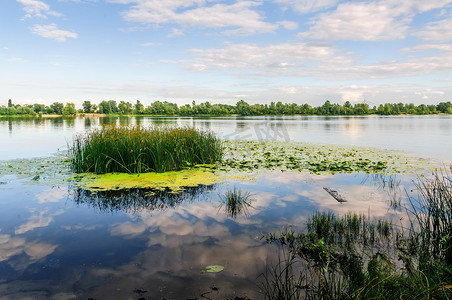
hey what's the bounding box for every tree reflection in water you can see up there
[73,184,217,213]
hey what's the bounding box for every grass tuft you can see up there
[70,125,222,173]
[218,186,254,219]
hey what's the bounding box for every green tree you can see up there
[7,106,17,115]
[50,102,64,115]
[436,102,451,113]
[62,103,76,116]
[98,100,118,114]
[236,100,251,116]
[83,101,94,113]
[179,104,193,115]
[150,101,165,114]
[45,106,55,114]
[134,100,144,114]
[118,101,133,115]
[319,100,333,115]
[33,104,45,114]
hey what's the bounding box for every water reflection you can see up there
[83,117,93,128]
[362,174,405,209]
[0,169,425,298]
[73,184,216,213]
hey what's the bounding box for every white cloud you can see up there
[15,214,53,235]
[278,20,298,30]
[112,0,280,35]
[413,17,452,42]
[23,241,57,261]
[140,42,155,46]
[274,0,339,14]
[298,0,452,42]
[299,2,410,41]
[186,42,349,72]
[32,24,78,42]
[386,0,452,15]
[110,221,146,238]
[36,188,67,203]
[338,89,365,103]
[167,28,184,37]
[16,0,62,18]
[179,40,452,81]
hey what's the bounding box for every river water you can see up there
[2,115,452,161]
[0,115,451,299]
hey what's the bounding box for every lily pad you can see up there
[205,265,224,273]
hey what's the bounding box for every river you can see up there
[0,115,450,299]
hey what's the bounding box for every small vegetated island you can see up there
[69,125,224,192]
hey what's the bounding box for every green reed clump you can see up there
[70,125,222,173]
[218,187,254,219]
[407,170,452,266]
[264,207,452,299]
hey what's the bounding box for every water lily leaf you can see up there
[205,265,224,273]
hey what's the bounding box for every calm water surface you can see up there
[0,116,450,298]
[1,115,451,161]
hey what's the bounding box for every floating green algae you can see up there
[76,168,222,193]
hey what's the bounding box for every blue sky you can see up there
[1,0,452,107]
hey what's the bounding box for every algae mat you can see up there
[76,169,222,193]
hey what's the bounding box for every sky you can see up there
[1,0,452,107]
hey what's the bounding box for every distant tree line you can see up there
[1,99,452,117]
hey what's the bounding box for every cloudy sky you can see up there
[2,0,452,107]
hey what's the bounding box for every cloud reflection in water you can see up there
[0,171,414,298]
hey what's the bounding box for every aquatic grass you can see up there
[70,125,223,173]
[264,211,452,299]
[260,246,307,300]
[407,170,452,266]
[263,170,452,299]
[218,186,254,219]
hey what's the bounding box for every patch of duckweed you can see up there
[75,168,222,193]
[219,140,440,175]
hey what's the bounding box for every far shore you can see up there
[1,112,452,118]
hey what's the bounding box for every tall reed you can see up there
[263,168,452,300]
[70,125,222,173]
[407,170,452,266]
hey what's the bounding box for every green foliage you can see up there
[408,171,452,266]
[2,99,452,116]
[83,101,95,113]
[70,125,223,173]
[50,102,64,115]
[263,172,452,299]
[218,186,254,219]
[134,100,144,114]
[62,102,76,116]
[118,100,133,115]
